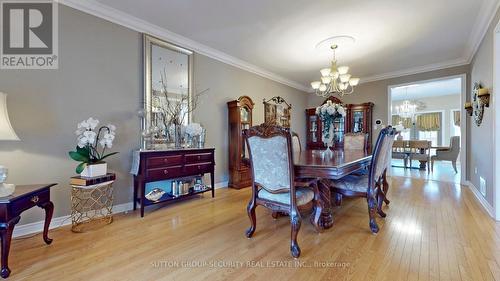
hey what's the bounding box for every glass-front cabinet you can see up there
[306,98,374,151]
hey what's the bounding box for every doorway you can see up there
[388,75,466,184]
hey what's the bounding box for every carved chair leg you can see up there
[245,199,257,238]
[452,161,458,174]
[310,180,323,233]
[290,211,302,258]
[367,195,379,234]
[376,188,387,218]
[382,171,390,205]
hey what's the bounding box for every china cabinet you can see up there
[227,96,254,189]
[306,97,374,152]
[345,102,374,152]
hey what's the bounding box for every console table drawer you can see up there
[11,189,50,214]
[146,166,183,180]
[185,153,213,164]
[185,163,212,174]
[146,155,183,168]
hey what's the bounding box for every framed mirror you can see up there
[143,34,193,149]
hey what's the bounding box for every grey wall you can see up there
[0,5,308,225]
[468,7,500,207]
[307,65,470,147]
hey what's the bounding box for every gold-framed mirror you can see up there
[142,34,193,148]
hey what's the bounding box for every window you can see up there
[418,131,438,146]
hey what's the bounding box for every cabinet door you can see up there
[308,115,319,143]
[352,110,365,133]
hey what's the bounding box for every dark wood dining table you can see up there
[293,149,372,230]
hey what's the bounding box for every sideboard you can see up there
[133,148,215,217]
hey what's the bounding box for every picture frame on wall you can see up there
[263,96,291,128]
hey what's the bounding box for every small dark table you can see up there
[0,184,56,278]
[294,149,372,230]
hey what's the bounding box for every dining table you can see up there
[293,149,372,231]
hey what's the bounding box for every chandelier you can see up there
[395,100,417,119]
[311,44,360,97]
[395,87,417,119]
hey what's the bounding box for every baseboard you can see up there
[466,180,495,219]
[13,181,228,238]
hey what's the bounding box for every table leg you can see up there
[0,216,20,278]
[39,201,54,244]
[317,179,333,230]
[211,169,215,198]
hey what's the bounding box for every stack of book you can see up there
[70,173,116,186]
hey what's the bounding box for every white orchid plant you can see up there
[69,117,118,174]
[316,100,346,143]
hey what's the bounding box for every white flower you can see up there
[106,124,116,132]
[315,107,321,115]
[321,106,327,114]
[338,107,346,117]
[77,130,97,148]
[326,106,336,115]
[326,100,333,106]
[77,117,99,130]
[99,132,115,148]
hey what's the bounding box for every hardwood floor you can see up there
[9,176,500,281]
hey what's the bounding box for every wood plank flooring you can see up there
[8,176,500,281]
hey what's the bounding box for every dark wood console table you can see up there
[133,148,215,217]
[0,184,56,278]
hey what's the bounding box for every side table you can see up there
[70,181,114,232]
[0,184,56,278]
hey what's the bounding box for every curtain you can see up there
[453,110,460,127]
[392,115,412,129]
[417,112,441,131]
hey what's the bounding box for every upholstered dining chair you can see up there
[243,124,320,258]
[408,140,432,173]
[344,133,368,151]
[291,132,302,152]
[431,136,460,173]
[392,140,409,168]
[329,126,396,233]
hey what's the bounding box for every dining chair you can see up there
[344,132,368,151]
[392,140,409,168]
[329,126,396,234]
[243,123,320,258]
[408,140,432,173]
[431,136,460,173]
[291,132,302,152]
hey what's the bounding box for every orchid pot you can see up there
[80,162,108,178]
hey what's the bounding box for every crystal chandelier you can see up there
[395,87,417,118]
[310,44,360,97]
[395,100,417,119]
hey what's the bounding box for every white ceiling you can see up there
[63,0,499,92]
[391,77,462,101]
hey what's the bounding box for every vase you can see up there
[174,124,182,148]
[80,163,107,178]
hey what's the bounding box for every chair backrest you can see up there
[409,140,431,155]
[244,124,294,194]
[291,132,302,152]
[369,126,396,185]
[450,136,460,152]
[344,133,368,150]
[392,140,406,152]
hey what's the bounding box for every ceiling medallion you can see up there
[311,37,359,98]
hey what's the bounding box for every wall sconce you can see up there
[464,102,473,116]
[478,88,490,107]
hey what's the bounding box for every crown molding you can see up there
[56,0,310,93]
[57,0,499,90]
[359,57,469,84]
[464,0,500,63]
